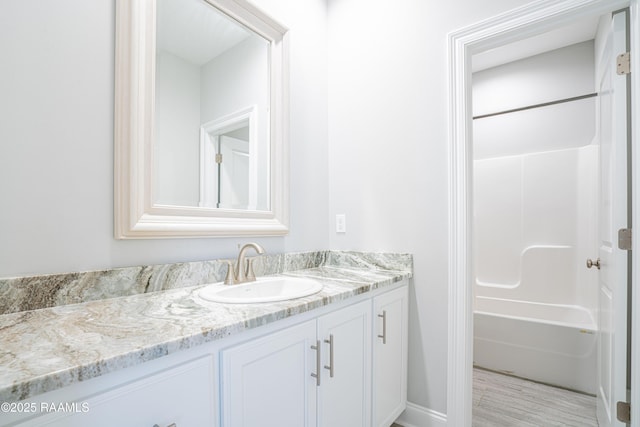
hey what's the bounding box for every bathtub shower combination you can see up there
[474,296,596,394]
[473,146,598,395]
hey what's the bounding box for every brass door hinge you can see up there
[618,228,632,250]
[617,52,631,75]
[617,401,630,423]
[215,153,223,164]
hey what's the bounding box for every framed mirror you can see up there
[114,0,289,238]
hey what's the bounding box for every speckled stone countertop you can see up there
[0,252,412,403]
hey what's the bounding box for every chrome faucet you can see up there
[224,242,265,285]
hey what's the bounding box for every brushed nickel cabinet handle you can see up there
[324,334,334,378]
[311,340,321,386]
[378,310,387,344]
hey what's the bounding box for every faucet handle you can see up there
[245,258,257,282]
[223,260,237,285]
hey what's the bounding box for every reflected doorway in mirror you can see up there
[199,105,269,211]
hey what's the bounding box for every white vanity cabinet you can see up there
[372,285,409,427]
[15,356,216,427]
[220,282,409,427]
[6,280,409,427]
[221,300,372,427]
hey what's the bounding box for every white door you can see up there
[317,301,371,427]
[221,320,318,427]
[373,286,408,427]
[219,134,250,209]
[596,10,630,427]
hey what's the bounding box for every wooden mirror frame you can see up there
[114,0,289,238]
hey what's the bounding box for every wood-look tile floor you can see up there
[472,368,598,427]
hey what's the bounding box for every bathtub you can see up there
[473,296,597,394]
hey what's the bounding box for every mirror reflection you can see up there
[154,0,270,211]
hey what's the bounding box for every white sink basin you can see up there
[199,276,323,304]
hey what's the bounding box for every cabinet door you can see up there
[17,356,216,427]
[221,320,317,427]
[317,300,371,427]
[373,285,408,427]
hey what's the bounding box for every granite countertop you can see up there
[0,263,411,403]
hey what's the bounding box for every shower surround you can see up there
[473,146,598,394]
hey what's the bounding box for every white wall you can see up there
[473,40,596,116]
[473,41,596,159]
[0,0,329,277]
[327,0,533,416]
[200,36,268,124]
[155,51,201,206]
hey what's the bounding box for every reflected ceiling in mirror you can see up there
[114,0,289,238]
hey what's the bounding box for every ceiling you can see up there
[472,14,601,72]
[157,0,252,66]
[157,0,600,75]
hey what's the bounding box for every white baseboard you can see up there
[395,402,447,427]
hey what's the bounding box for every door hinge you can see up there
[215,153,223,164]
[618,228,632,250]
[617,52,631,75]
[617,401,631,423]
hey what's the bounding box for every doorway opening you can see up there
[471,21,601,426]
[446,1,638,426]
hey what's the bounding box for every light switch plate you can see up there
[336,214,346,233]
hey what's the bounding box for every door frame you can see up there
[446,1,640,426]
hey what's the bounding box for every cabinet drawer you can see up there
[17,356,216,427]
